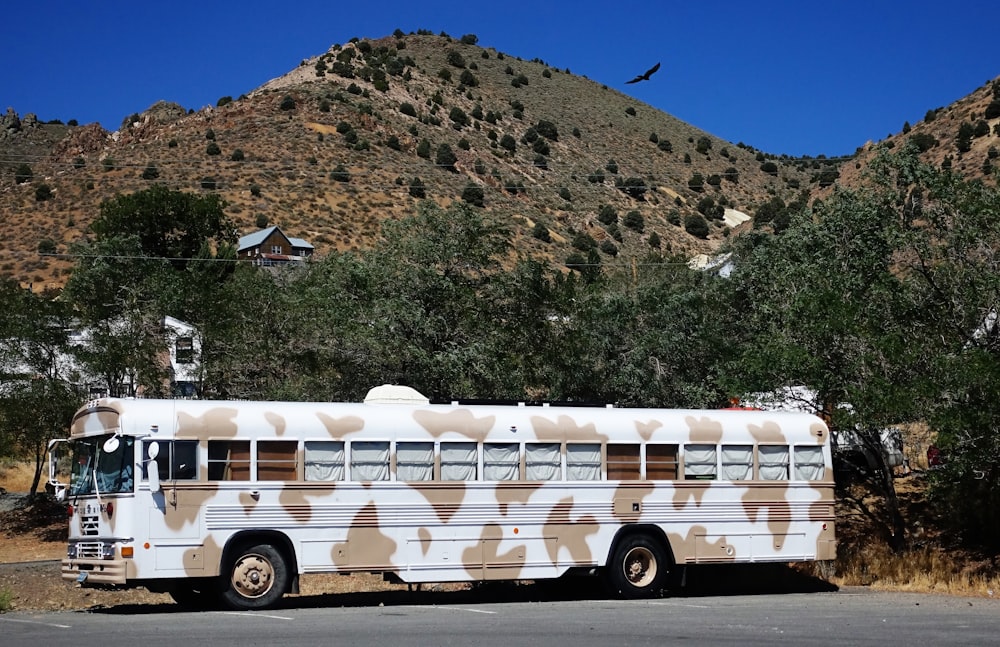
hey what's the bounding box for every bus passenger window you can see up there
[396,442,434,481]
[143,440,199,481]
[484,443,519,480]
[441,442,477,481]
[721,445,753,480]
[258,441,298,481]
[759,445,789,480]
[304,441,344,481]
[683,444,717,480]
[794,445,825,480]
[208,440,251,481]
[607,444,640,480]
[350,441,389,481]
[646,444,679,480]
[525,443,561,480]
[566,443,600,481]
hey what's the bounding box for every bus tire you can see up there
[220,543,289,610]
[605,533,668,598]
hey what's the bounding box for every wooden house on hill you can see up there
[237,226,314,266]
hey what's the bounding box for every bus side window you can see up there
[793,445,825,480]
[683,444,717,480]
[525,443,561,480]
[646,444,679,480]
[258,440,298,481]
[721,444,753,481]
[441,442,477,481]
[304,441,344,481]
[759,445,790,480]
[396,442,434,481]
[208,440,251,481]
[350,441,390,481]
[483,443,519,480]
[566,443,600,481]
[143,440,199,481]
[607,444,640,480]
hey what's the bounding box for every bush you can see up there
[532,222,551,242]
[255,214,268,228]
[460,34,479,45]
[400,102,417,117]
[600,239,619,256]
[559,187,571,201]
[499,134,516,154]
[619,176,647,199]
[760,161,778,176]
[206,142,221,156]
[625,106,637,116]
[205,128,216,140]
[623,210,644,232]
[280,95,296,110]
[14,163,32,184]
[684,213,709,238]
[648,231,661,248]
[435,144,457,170]
[330,164,350,182]
[230,149,245,162]
[536,119,559,141]
[35,183,53,201]
[598,204,618,225]
[462,183,484,206]
[723,166,739,183]
[416,139,431,159]
[250,183,261,197]
[409,177,426,198]
[200,176,217,190]
[657,139,672,152]
[447,50,466,68]
[605,159,618,174]
[459,69,478,87]
[449,107,469,128]
[142,163,160,180]
[696,136,712,154]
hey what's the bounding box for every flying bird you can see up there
[625,62,661,84]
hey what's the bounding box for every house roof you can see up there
[238,226,313,252]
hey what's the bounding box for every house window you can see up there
[175,337,194,364]
[271,245,283,254]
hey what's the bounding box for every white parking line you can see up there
[405,605,497,615]
[222,612,294,620]
[0,617,72,629]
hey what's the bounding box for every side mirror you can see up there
[146,441,161,493]
[148,459,161,493]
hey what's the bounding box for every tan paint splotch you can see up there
[543,497,598,565]
[684,415,724,444]
[636,419,663,441]
[529,414,606,443]
[265,411,286,437]
[418,527,432,556]
[672,482,712,509]
[461,524,527,581]
[413,409,496,440]
[408,482,467,523]
[741,484,791,538]
[330,502,397,569]
[316,413,365,439]
[278,488,319,523]
[239,491,259,516]
[668,524,735,564]
[177,407,239,439]
[71,402,124,437]
[163,484,221,532]
[748,421,788,444]
[810,420,829,442]
[494,482,542,517]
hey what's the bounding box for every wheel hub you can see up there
[232,554,274,598]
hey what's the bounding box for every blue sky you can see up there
[3,1,997,157]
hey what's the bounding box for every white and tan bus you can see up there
[49,385,835,610]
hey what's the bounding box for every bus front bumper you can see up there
[62,558,129,586]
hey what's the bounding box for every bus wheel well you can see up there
[222,530,298,589]
[607,525,675,567]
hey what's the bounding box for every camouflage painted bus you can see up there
[49,385,836,610]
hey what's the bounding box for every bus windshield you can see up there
[68,434,135,497]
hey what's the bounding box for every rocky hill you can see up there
[8,33,991,288]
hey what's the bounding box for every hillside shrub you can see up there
[35,183,53,201]
[409,177,426,198]
[206,142,221,156]
[449,107,469,128]
[459,70,478,87]
[400,102,417,117]
[416,139,431,159]
[559,187,571,201]
[142,164,160,180]
[200,176,217,190]
[330,165,350,182]
[600,239,619,256]
[623,210,644,232]
[14,163,32,184]
[462,183,485,206]
[760,161,778,176]
[657,139,672,152]
[447,50,466,68]
[280,95,296,110]
[231,149,245,161]
[532,222,551,242]
[435,144,457,171]
[684,213,709,238]
[536,119,559,141]
[598,205,618,225]
[499,134,516,153]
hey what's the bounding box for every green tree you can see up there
[435,143,457,171]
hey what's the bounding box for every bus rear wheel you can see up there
[605,534,669,598]
[220,543,289,610]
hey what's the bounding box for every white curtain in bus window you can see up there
[396,442,434,481]
[759,445,790,480]
[525,443,561,480]
[441,442,477,481]
[208,440,251,480]
[566,443,601,481]
[258,440,298,481]
[304,441,345,481]
[793,445,826,480]
[350,441,390,481]
[683,444,718,480]
[484,443,519,480]
[721,444,753,480]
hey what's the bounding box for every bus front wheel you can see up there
[220,543,289,610]
[605,534,669,598]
